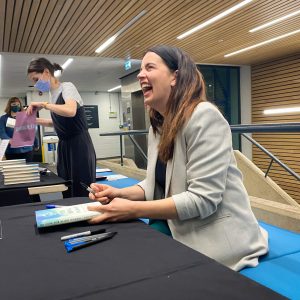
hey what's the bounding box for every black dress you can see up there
[51,93,96,197]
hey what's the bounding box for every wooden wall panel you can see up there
[252,54,300,204]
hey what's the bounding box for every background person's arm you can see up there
[36,118,53,127]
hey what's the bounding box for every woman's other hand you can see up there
[88,197,137,223]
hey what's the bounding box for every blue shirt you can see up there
[0,113,38,154]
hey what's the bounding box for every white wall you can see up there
[240,65,252,160]
[26,91,123,159]
[81,92,122,158]
[0,97,9,114]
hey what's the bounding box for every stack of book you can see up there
[1,162,40,185]
[0,158,26,172]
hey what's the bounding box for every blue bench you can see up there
[240,221,300,299]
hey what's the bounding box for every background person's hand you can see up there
[89,183,121,204]
[88,197,137,223]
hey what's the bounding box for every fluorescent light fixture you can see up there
[264,107,300,115]
[250,9,300,32]
[54,58,74,77]
[62,58,74,69]
[107,85,121,92]
[95,35,117,54]
[225,28,300,57]
[177,0,253,40]
[95,10,147,54]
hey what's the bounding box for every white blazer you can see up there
[139,102,268,271]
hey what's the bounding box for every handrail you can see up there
[100,123,300,182]
[230,123,300,181]
[241,133,300,180]
[100,130,148,166]
[230,122,300,133]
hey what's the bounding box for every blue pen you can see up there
[46,204,65,209]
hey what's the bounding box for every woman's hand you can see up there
[26,102,45,115]
[88,198,137,223]
[89,183,121,204]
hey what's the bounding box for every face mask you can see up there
[11,105,21,113]
[34,79,51,93]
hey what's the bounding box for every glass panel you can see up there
[198,65,240,150]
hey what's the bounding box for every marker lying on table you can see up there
[60,228,106,241]
[46,204,65,209]
[80,182,96,195]
[65,231,117,253]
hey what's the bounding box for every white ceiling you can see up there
[0,52,141,97]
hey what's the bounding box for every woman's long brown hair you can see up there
[147,45,206,163]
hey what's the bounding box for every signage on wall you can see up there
[124,58,131,71]
[84,105,99,128]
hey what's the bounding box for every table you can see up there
[0,164,71,206]
[0,197,285,300]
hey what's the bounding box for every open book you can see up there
[35,202,102,228]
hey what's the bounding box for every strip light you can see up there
[264,107,300,115]
[107,85,121,92]
[95,10,147,54]
[177,0,253,40]
[250,9,300,32]
[54,58,74,77]
[225,28,300,57]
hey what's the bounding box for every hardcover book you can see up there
[2,163,40,185]
[0,159,26,171]
[35,202,102,228]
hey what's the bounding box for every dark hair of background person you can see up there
[146,45,207,163]
[4,97,25,114]
[27,57,63,76]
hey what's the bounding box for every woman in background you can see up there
[87,45,268,271]
[0,97,38,162]
[26,58,96,197]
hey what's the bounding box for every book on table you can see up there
[35,202,102,228]
[0,159,26,171]
[2,163,40,185]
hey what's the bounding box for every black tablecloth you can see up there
[0,197,285,300]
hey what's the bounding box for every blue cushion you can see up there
[258,221,300,261]
[240,252,300,299]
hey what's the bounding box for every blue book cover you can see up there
[35,203,102,228]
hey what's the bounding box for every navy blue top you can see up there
[0,113,38,154]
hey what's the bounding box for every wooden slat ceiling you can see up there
[1,0,300,65]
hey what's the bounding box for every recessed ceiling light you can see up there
[54,58,74,77]
[250,9,300,32]
[107,85,121,92]
[225,29,300,57]
[177,0,253,39]
[264,107,300,115]
[95,10,147,54]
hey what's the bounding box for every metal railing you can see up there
[231,122,300,181]
[100,123,300,182]
[100,130,148,166]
